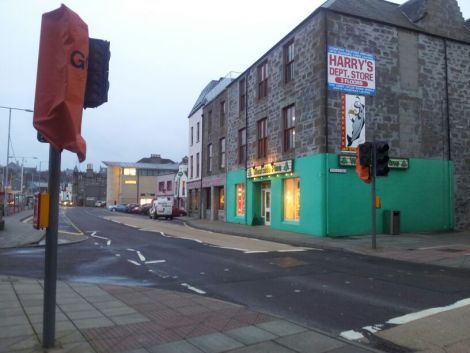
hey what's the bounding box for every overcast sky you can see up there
[1,0,469,171]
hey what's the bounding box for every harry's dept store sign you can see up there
[247,160,293,178]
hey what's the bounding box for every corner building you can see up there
[223,0,470,236]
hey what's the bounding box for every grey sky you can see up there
[1,0,469,171]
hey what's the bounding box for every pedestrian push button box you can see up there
[33,192,50,230]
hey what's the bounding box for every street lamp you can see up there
[0,106,34,214]
[13,156,38,194]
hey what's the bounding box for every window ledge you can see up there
[282,220,300,226]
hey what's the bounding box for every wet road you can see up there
[1,206,470,338]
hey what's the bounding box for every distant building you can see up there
[72,164,107,206]
[104,154,179,206]
[156,158,189,208]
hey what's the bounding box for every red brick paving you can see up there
[82,285,275,352]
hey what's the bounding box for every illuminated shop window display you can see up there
[284,178,300,221]
[236,184,245,216]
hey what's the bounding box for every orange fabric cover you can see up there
[33,5,88,162]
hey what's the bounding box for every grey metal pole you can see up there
[3,108,12,213]
[42,145,61,348]
[371,142,376,250]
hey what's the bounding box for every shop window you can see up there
[219,187,225,210]
[284,178,300,221]
[236,184,245,216]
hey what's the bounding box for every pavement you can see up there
[0,209,88,249]
[183,218,470,270]
[1,208,470,352]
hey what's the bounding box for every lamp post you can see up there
[0,106,34,214]
[14,156,38,195]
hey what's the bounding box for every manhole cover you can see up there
[270,256,308,268]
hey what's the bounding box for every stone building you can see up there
[214,0,470,236]
[187,74,238,218]
[72,164,107,207]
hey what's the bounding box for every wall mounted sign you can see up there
[247,160,293,178]
[341,94,366,151]
[329,168,347,174]
[338,154,409,169]
[328,47,376,96]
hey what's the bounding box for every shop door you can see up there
[262,188,271,226]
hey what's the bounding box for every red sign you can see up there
[33,5,89,162]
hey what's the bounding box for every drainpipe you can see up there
[323,10,330,237]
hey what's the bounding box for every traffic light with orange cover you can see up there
[356,142,372,183]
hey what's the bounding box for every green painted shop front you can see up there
[226,154,454,237]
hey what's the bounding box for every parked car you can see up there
[125,203,139,213]
[129,204,142,214]
[172,207,187,217]
[149,197,173,220]
[140,203,152,215]
[108,204,127,212]
[94,200,106,207]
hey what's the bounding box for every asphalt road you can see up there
[1,206,469,338]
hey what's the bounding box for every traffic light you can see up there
[375,142,390,177]
[359,142,373,166]
[84,38,110,108]
[355,142,372,183]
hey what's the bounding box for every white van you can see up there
[149,197,173,220]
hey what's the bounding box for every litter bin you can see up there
[383,210,400,235]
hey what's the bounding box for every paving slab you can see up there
[255,320,307,337]
[224,325,277,345]
[188,332,245,353]
[275,331,346,353]
[226,341,297,353]
[148,340,204,353]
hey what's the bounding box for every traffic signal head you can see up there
[375,142,390,177]
[84,38,110,109]
[355,147,371,183]
[358,142,373,166]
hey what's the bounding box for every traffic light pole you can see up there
[371,142,377,249]
[42,145,61,348]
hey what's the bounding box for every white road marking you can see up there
[181,283,206,295]
[106,240,111,246]
[276,248,318,253]
[265,294,273,298]
[387,297,470,325]
[137,251,146,262]
[340,330,364,341]
[244,250,269,254]
[224,268,230,272]
[362,325,383,333]
[90,233,108,240]
[126,248,136,252]
[127,260,141,266]
[294,289,301,293]
[94,242,99,245]
[115,254,120,257]
[145,260,166,264]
